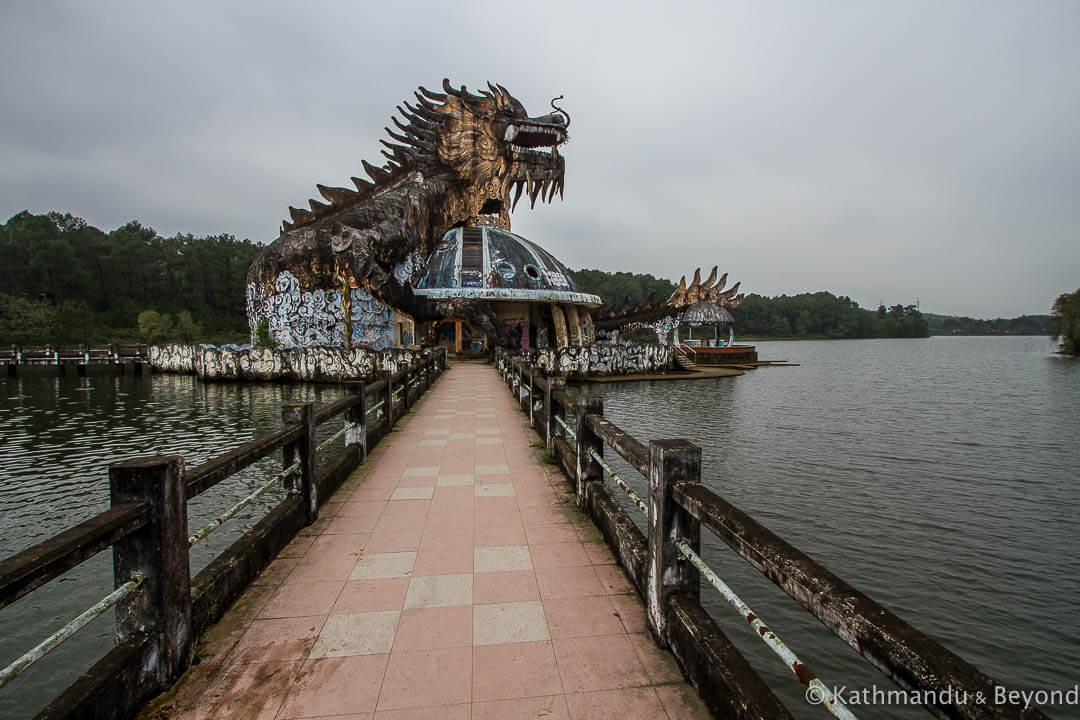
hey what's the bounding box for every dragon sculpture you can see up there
[594,266,745,343]
[246,79,569,349]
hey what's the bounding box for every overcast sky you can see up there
[1,1,1077,317]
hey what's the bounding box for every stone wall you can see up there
[149,344,436,382]
[515,342,671,377]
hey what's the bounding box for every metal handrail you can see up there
[188,461,300,547]
[589,448,649,516]
[676,541,856,720]
[316,425,348,452]
[0,576,143,689]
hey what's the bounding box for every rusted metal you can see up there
[0,503,147,610]
[316,425,348,452]
[185,423,304,498]
[0,576,142,689]
[676,540,857,720]
[554,414,577,444]
[671,482,1048,720]
[589,448,649,515]
[667,593,796,720]
[188,463,299,548]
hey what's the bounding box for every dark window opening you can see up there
[461,228,483,287]
[479,198,502,215]
[524,264,540,279]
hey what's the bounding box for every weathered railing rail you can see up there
[0,347,446,720]
[4,344,150,376]
[495,348,1052,720]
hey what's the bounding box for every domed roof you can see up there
[682,300,734,326]
[414,226,601,306]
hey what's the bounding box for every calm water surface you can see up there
[0,369,345,719]
[577,336,1079,718]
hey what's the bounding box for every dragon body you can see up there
[246,79,569,349]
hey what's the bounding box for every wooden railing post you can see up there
[109,456,191,684]
[385,369,395,424]
[345,381,367,464]
[545,377,565,451]
[646,439,702,647]
[403,362,412,412]
[282,402,318,524]
[575,396,604,504]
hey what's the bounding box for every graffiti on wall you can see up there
[514,342,671,377]
[150,344,440,382]
[246,271,397,350]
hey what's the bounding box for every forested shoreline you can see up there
[0,211,261,345]
[0,211,1059,345]
[570,268,930,338]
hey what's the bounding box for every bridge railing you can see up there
[0,347,446,720]
[495,348,1051,720]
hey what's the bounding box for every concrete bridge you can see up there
[140,361,709,718]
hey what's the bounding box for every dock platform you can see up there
[142,361,709,719]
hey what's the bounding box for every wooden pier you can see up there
[3,344,150,376]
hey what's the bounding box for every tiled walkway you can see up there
[148,361,710,720]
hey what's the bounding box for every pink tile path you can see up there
[145,361,710,720]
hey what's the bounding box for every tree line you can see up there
[1049,289,1079,355]
[0,211,261,345]
[570,269,929,338]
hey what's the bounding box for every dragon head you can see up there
[281,79,568,234]
[390,79,568,224]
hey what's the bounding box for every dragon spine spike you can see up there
[309,198,330,213]
[418,85,447,102]
[362,159,389,182]
[317,184,358,205]
[413,91,441,112]
[713,272,728,293]
[289,206,312,224]
[704,266,718,289]
[351,176,374,192]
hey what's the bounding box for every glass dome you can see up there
[414,226,601,306]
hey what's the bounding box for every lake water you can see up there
[0,369,346,719]
[576,336,1079,718]
[0,337,1077,718]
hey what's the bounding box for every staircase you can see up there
[673,346,697,371]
